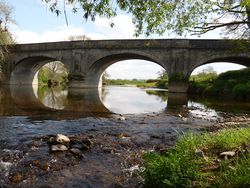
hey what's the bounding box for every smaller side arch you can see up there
[10,56,68,86]
[189,56,250,76]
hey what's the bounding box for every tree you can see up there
[38,61,68,87]
[0,0,14,82]
[101,71,110,86]
[68,34,91,41]
[198,66,217,76]
[0,0,15,31]
[157,70,168,80]
[42,0,250,38]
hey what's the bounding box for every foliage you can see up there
[142,127,250,187]
[0,0,15,83]
[68,34,90,41]
[68,72,85,81]
[169,72,188,82]
[38,61,68,86]
[189,68,250,101]
[145,90,168,101]
[101,71,110,85]
[108,78,146,86]
[42,0,250,37]
[0,0,15,31]
[155,70,168,89]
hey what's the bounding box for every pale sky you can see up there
[8,0,245,79]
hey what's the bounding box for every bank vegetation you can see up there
[142,127,250,187]
[189,67,250,101]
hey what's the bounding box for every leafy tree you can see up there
[156,69,168,89]
[38,61,68,86]
[0,0,15,82]
[42,0,250,38]
[68,34,91,41]
[0,0,15,31]
[197,66,217,77]
[157,69,168,80]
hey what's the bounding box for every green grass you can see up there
[108,79,147,86]
[107,78,168,89]
[142,127,250,187]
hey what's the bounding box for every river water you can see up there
[0,85,250,187]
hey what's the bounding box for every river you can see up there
[0,85,250,187]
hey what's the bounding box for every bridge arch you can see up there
[10,56,69,86]
[85,53,166,87]
[189,56,250,76]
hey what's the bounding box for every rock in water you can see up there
[69,148,84,158]
[56,134,70,144]
[118,115,126,121]
[51,144,68,152]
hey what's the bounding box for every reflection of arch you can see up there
[86,53,166,87]
[11,56,69,85]
[190,56,250,76]
[9,85,112,119]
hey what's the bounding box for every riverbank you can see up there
[106,78,167,89]
[143,127,250,187]
[189,68,250,101]
[1,109,250,187]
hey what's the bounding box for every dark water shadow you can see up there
[0,86,113,120]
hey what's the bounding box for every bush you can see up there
[189,68,250,101]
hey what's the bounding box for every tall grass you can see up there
[142,127,250,187]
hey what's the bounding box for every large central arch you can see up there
[85,53,165,87]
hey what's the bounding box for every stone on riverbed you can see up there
[51,144,68,152]
[69,148,84,158]
[56,134,70,144]
[70,138,92,150]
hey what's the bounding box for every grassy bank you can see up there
[189,68,250,101]
[142,127,250,187]
[107,78,168,89]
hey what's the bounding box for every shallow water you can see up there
[0,85,250,187]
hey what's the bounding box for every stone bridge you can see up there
[2,39,250,92]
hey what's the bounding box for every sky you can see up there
[7,0,245,79]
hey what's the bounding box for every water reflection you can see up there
[37,87,68,110]
[0,85,249,119]
[101,86,168,114]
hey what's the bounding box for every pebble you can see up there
[118,115,126,121]
[69,148,84,158]
[56,134,70,144]
[195,149,205,157]
[220,151,236,159]
[51,144,68,152]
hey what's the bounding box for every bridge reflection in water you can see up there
[0,85,190,119]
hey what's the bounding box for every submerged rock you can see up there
[69,148,84,158]
[118,115,126,121]
[70,137,92,150]
[51,144,68,152]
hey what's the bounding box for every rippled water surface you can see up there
[0,85,250,187]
